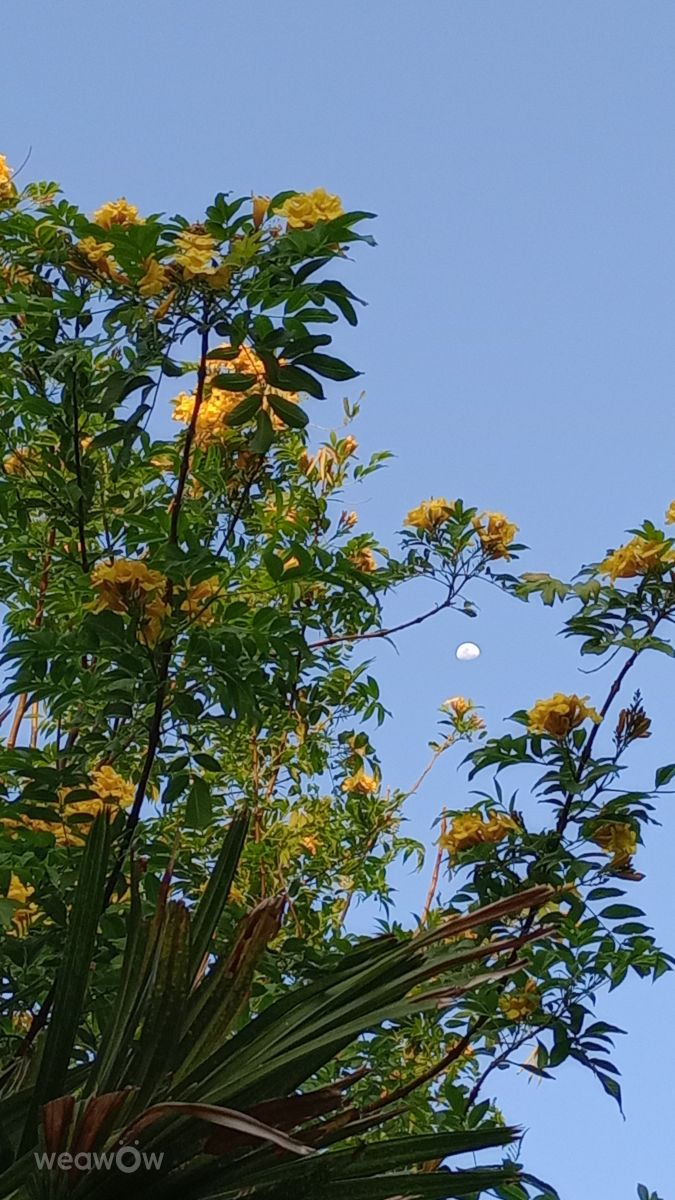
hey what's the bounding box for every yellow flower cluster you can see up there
[405,497,455,533]
[342,770,378,796]
[89,559,169,646]
[172,229,217,277]
[172,344,300,449]
[666,501,675,525]
[473,511,518,560]
[277,188,344,229]
[2,766,135,850]
[0,153,16,202]
[599,535,675,583]
[92,198,143,229]
[527,693,602,739]
[591,821,637,865]
[499,985,539,1021]
[440,811,517,859]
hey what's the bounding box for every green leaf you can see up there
[226,393,262,426]
[189,812,249,980]
[249,409,274,453]
[99,372,153,411]
[266,393,308,429]
[186,776,213,830]
[655,763,675,787]
[601,904,645,919]
[23,812,111,1144]
[210,372,257,392]
[294,352,360,381]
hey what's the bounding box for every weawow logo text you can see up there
[34,1147,164,1174]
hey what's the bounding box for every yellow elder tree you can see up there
[0,151,673,1194]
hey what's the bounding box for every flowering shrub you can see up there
[0,153,672,1198]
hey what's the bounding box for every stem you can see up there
[70,369,89,573]
[6,528,55,749]
[420,813,447,925]
[556,607,667,835]
[308,588,455,651]
[102,316,211,905]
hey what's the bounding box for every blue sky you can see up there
[4,1,675,1195]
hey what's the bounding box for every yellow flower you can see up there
[499,987,539,1021]
[666,501,675,525]
[90,558,166,612]
[89,765,135,809]
[592,822,637,864]
[440,813,485,856]
[5,768,134,848]
[599,535,675,582]
[173,343,301,446]
[340,510,358,531]
[527,693,602,739]
[440,810,516,859]
[349,547,377,573]
[442,696,473,718]
[7,875,37,938]
[153,288,177,322]
[342,770,378,796]
[473,511,518,560]
[172,389,237,449]
[139,256,170,298]
[180,577,220,624]
[92,198,143,229]
[405,498,455,533]
[340,435,358,459]
[172,229,217,278]
[11,1011,32,1034]
[89,559,168,646]
[0,154,16,202]
[3,448,37,477]
[252,195,270,228]
[75,237,120,282]
[277,187,344,229]
[282,555,300,573]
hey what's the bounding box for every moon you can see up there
[455,641,481,661]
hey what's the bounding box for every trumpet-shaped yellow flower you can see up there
[592,821,637,864]
[7,875,38,938]
[180,578,220,624]
[0,154,16,202]
[440,810,517,859]
[92,198,143,229]
[499,986,539,1021]
[527,693,601,739]
[473,511,518,560]
[599,535,675,582]
[349,547,377,573]
[405,497,455,533]
[252,195,270,228]
[342,770,378,796]
[139,256,170,297]
[277,187,344,229]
